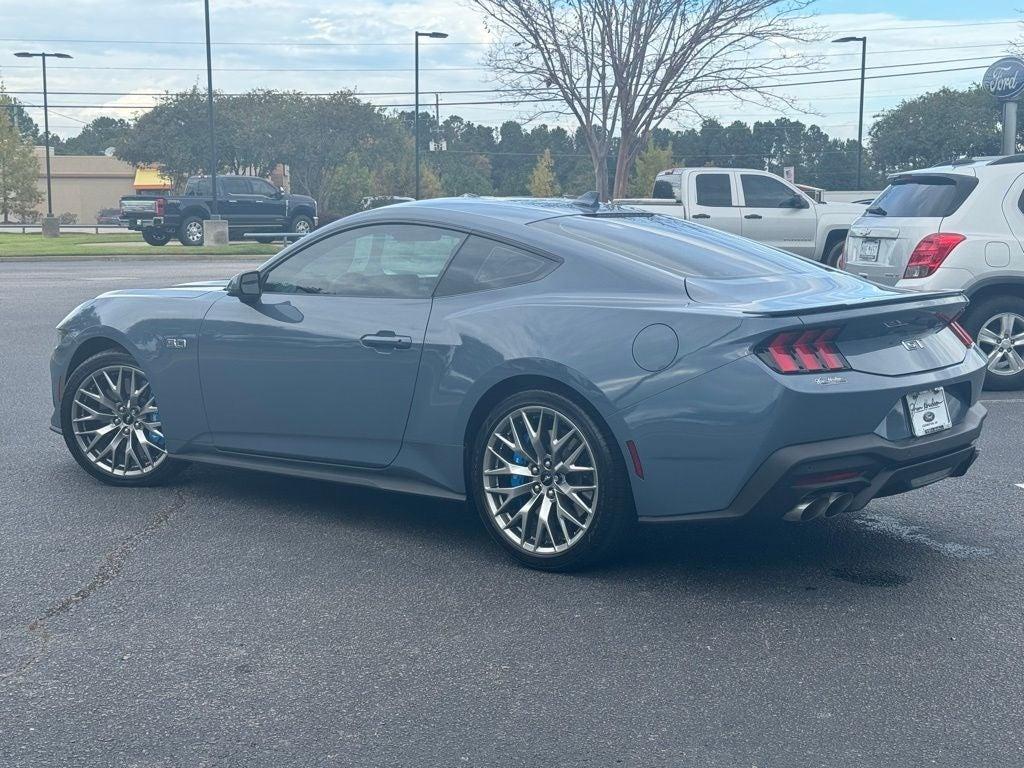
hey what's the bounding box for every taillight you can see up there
[903,233,965,279]
[949,319,974,347]
[758,327,849,374]
[155,197,166,216]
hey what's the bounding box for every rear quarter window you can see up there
[435,236,558,296]
[869,175,978,217]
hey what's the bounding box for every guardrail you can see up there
[0,224,129,235]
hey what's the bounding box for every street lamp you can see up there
[414,31,448,199]
[14,51,72,234]
[833,35,867,189]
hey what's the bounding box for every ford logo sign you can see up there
[983,56,1024,102]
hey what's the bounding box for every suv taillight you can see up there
[155,197,166,216]
[903,233,965,279]
[758,327,848,374]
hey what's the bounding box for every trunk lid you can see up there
[685,273,970,375]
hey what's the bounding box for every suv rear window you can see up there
[868,174,977,218]
[531,214,817,278]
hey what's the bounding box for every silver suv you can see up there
[842,155,1024,389]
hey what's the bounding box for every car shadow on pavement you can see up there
[178,463,973,592]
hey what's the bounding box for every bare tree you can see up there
[470,0,817,198]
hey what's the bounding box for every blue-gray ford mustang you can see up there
[50,197,988,570]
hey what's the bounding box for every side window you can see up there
[263,224,465,298]
[694,173,733,207]
[741,174,798,208]
[251,179,278,197]
[220,177,250,196]
[188,178,211,196]
[435,236,558,297]
[653,176,680,201]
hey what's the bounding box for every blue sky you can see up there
[0,0,1019,143]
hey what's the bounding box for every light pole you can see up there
[414,31,447,199]
[833,36,867,189]
[14,51,71,235]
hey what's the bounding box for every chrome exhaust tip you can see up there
[823,492,855,518]
[783,494,832,522]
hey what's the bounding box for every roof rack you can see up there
[988,154,1024,166]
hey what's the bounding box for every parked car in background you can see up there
[615,167,866,265]
[119,175,318,247]
[96,208,124,227]
[50,196,986,570]
[842,155,1024,389]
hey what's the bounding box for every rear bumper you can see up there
[637,401,985,523]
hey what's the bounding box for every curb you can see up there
[0,253,270,263]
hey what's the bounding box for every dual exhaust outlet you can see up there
[783,492,855,523]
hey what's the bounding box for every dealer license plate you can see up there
[859,238,879,261]
[905,387,952,437]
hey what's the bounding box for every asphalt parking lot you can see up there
[1,258,1022,767]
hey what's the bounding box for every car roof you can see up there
[345,196,640,227]
[904,154,1024,175]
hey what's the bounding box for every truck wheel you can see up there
[289,214,314,236]
[962,295,1024,391]
[142,229,170,247]
[179,216,205,246]
[825,239,845,267]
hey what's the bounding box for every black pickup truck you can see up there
[119,175,318,246]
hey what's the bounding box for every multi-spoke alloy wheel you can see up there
[483,406,599,555]
[976,312,1024,377]
[71,364,167,477]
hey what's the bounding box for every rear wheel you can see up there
[61,351,187,486]
[179,216,205,246]
[470,390,633,571]
[142,228,170,246]
[963,295,1024,390]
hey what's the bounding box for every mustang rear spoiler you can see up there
[739,290,967,318]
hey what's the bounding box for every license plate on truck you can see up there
[906,387,952,437]
[859,239,880,261]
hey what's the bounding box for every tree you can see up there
[0,83,40,142]
[469,0,813,198]
[529,148,559,196]
[0,104,42,222]
[628,142,672,196]
[869,87,1012,174]
[58,117,131,155]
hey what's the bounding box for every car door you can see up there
[198,223,466,467]
[248,178,288,230]
[686,171,742,234]
[218,177,256,227]
[738,173,817,256]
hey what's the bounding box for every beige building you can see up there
[33,147,136,223]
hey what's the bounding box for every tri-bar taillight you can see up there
[154,197,166,217]
[758,327,849,374]
[948,319,974,347]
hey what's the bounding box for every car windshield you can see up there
[530,214,822,279]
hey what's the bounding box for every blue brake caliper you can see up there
[510,451,528,487]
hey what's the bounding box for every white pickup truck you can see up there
[615,167,867,265]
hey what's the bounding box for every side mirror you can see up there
[780,194,809,209]
[227,270,262,301]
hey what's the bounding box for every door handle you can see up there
[360,330,413,350]
[692,213,711,219]
[744,213,763,219]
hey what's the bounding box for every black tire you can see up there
[469,389,634,571]
[289,214,314,236]
[824,238,845,267]
[961,295,1024,391]
[60,350,188,487]
[142,228,171,246]
[178,215,205,246]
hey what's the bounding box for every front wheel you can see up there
[963,295,1024,390]
[142,228,170,246]
[825,238,845,267]
[289,214,314,236]
[61,351,188,486]
[470,390,634,571]
[178,216,205,246]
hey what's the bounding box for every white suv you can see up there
[842,155,1024,389]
